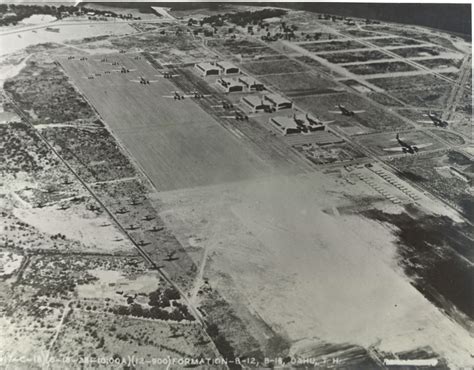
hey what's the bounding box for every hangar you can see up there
[270,116,301,135]
[217,77,244,93]
[264,93,293,111]
[241,95,272,113]
[195,62,221,76]
[216,61,240,75]
[238,76,265,91]
[270,114,326,135]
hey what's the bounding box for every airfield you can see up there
[0,3,473,369]
[58,54,273,191]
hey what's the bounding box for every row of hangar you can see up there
[195,61,326,136]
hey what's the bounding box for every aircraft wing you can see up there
[353,110,366,114]
[162,95,175,98]
[328,110,343,114]
[415,143,433,149]
[417,120,435,124]
[383,147,404,152]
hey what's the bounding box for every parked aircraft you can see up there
[116,207,129,214]
[329,104,365,116]
[164,250,179,261]
[143,215,155,221]
[148,226,164,233]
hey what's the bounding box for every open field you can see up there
[355,130,445,156]
[207,38,278,59]
[390,150,474,220]
[341,29,382,38]
[294,92,410,132]
[367,36,422,47]
[155,172,474,367]
[300,40,367,53]
[259,71,339,96]
[58,54,272,191]
[389,86,453,109]
[367,74,453,91]
[390,46,444,58]
[318,49,390,64]
[344,61,417,75]
[416,57,463,70]
[240,58,309,76]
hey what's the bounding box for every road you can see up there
[3,93,209,329]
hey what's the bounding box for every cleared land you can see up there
[59,54,271,191]
[294,92,410,132]
[300,40,367,53]
[259,71,339,96]
[344,61,417,75]
[355,130,445,156]
[241,58,309,76]
[318,50,389,64]
[369,37,422,47]
[155,172,474,368]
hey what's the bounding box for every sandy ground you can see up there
[0,22,135,56]
[13,206,134,253]
[155,171,473,367]
[77,269,162,301]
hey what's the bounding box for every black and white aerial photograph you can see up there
[0,1,472,368]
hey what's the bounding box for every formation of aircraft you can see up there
[383,134,432,154]
[158,71,179,79]
[418,111,451,128]
[329,104,365,116]
[131,76,159,85]
[220,110,254,121]
[163,90,210,100]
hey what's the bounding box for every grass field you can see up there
[318,50,389,64]
[241,58,309,76]
[300,40,367,53]
[344,61,417,75]
[294,92,410,132]
[59,54,271,191]
[355,130,445,156]
[259,71,339,95]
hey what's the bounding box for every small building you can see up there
[216,61,240,75]
[264,93,293,111]
[217,78,244,93]
[238,76,265,91]
[195,62,221,77]
[270,116,300,135]
[241,95,271,113]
